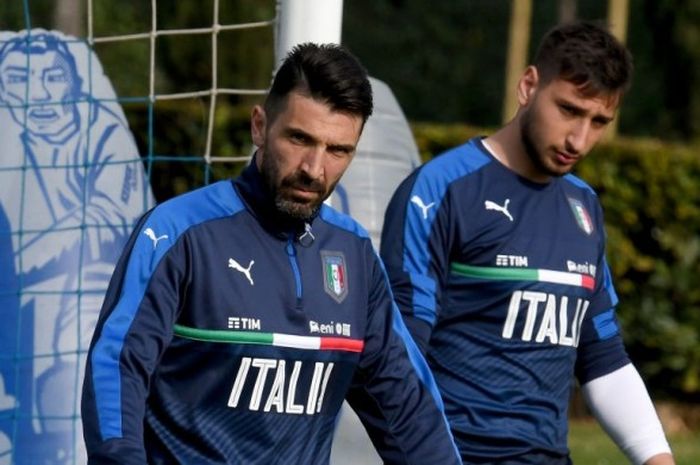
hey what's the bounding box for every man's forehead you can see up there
[1,49,61,70]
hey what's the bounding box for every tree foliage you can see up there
[344,0,700,143]
[636,0,700,140]
[579,138,700,399]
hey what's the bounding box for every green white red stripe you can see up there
[568,197,594,235]
[451,262,595,290]
[327,262,344,294]
[174,324,364,353]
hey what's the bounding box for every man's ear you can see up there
[517,66,539,106]
[251,105,266,147]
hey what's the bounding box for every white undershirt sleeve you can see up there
[581,363,672,465]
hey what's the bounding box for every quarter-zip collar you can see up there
[233,156,319,241]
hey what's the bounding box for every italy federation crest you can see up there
[568,198,594,235]
[321,251,348,303]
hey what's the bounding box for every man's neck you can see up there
[484,122,551,183]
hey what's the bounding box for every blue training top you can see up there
[82,161,460,465]
[380,137,630,464]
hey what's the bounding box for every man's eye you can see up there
[47,73,67,83]
[329,147,351,158]
[560,105,576,115]
[290,133,309,144]
[7,74,27,84]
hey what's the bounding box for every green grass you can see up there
[569,419,700,465]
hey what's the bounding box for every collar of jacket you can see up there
[233,157,319,242]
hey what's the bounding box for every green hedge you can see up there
[412,123,700,400]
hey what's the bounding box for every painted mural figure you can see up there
[0,30,153,464]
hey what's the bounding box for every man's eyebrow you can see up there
[283,126,356,152]
[327,142,356,152]
[593,114,614,124]
[284,126,315,140]
[556,98,615,123]
[2,66,28,74]
[556,98,585,113]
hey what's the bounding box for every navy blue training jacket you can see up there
[81,161,461,464]
[380,138,631,464]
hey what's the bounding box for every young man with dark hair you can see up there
[381,22,674,465]
[81,43,460,465]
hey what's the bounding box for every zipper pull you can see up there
[298,222,315,247]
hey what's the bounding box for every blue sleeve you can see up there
[575,202,630,384]
[380,169,451,352]
[347,247,461,464]
[81,210,186,464]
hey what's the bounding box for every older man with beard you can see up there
[81,43,460,465]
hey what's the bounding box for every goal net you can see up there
[0,2,275,463]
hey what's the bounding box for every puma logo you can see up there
[144,227,169,249]
[228,258,255,286]
[484,199,514,222]
[410,195,435,220]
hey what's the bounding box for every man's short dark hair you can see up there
[533,21,633,96]
[264,42,373,124]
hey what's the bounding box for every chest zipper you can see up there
[286,234,303,309]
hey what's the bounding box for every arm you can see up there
[643,454,676,465]
[581,363,674,465]
[81,210,183,464]
[347,251,461,465]
[379,169,452,352]
[576,203,673,464]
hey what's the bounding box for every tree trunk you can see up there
[606,0,630,139]
[558,0,577,23]
[502,0,533,124]
[54,0,82,37]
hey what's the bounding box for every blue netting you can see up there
[0,2,275,463]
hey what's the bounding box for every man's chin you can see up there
[532,156,573,179]
[547,163,574,178]
[275,198,321,221]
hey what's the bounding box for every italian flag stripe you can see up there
[320,337,364,352]
[451,263,595,290]
[581,275,595,289]
[326,265,334,286]
[273,333,320,350]
[174,324,364,353]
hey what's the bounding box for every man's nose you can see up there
[565,120,591,154]
[300,147,324,180]
[29,75,51,102]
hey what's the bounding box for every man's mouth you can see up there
[29,108,58,122]
[554,150,578,166]
[284,184,324,202]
